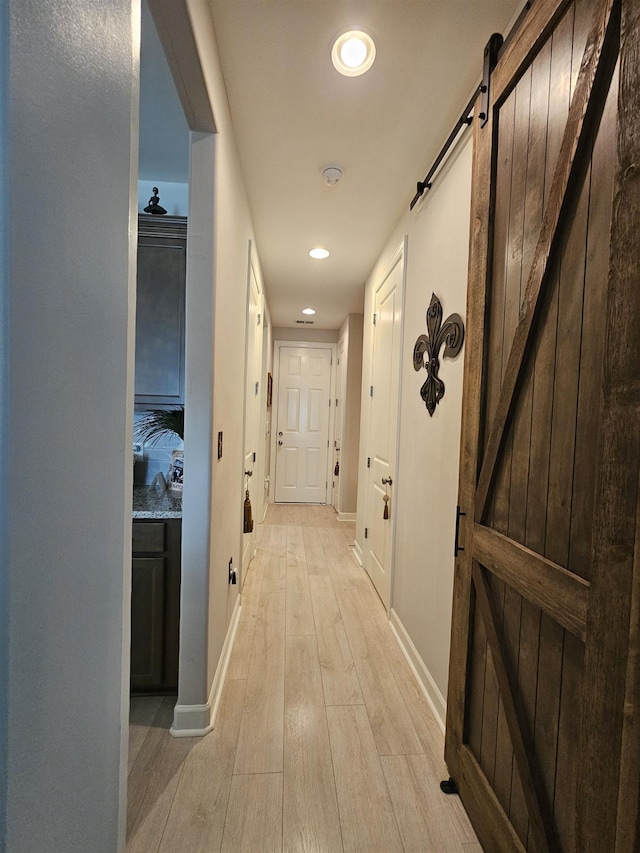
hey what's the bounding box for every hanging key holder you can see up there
[382,476,392,519]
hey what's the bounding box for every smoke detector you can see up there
[322,166,344,186]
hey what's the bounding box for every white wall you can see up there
[179,0,266,706]
[273,326,339,343]
[2,0,138,849]
[356,133,472,728]
[337,314,363,516]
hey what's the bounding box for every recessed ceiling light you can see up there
[331,30,376,77]
[302,308,316,315]
[309,247,330,259]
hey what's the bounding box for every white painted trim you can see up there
[170,595,242,737]
[352,540,363,566]
[389,607,447,733]
[337,511,356,522]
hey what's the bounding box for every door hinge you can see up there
[253,451,256,462]
[329,398,331,407]
[364,527,368,539]
[255,381,259,395]
[373,313,377,325]
[367,457,371,468]
[335,398,338,407]
[257,313,261,325]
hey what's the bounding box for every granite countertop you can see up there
[133,485,182,519]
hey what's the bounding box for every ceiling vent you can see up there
[296,319,315,324]
[322,166,343,186]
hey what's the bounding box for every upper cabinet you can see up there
[135,215,187,406]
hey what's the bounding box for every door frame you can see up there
[332,335,347,513]
[362,238,407,611]
[270,339,336,505]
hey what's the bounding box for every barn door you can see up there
[445,1,639,851]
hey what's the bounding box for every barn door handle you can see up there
[454,505,466,557]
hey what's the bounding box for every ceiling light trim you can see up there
[309,247,330,259]
[331,29,376,77]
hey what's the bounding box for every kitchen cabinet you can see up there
[130,517,181,693]
[135,215,187,406]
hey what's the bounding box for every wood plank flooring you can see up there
[127,504,480,852]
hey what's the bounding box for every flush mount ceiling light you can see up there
[331,30,376,77]
[302,308,316,315]
[309,247,330,259]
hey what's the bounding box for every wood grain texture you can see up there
[129,504,476,852]
[233,591,285,774]
[220,773,283,853]
[474,0,619,522]
[458,745,527,853]
[336,585,423,756]
[158,679,246,853]
[474,523,589,640]
[382,753,476,851]
[492,0,574,103]
[308,574,363,706]
[127,698,194,853]
[444,92,497,777]
[577,0,639,847]
[128,696,162,774]
[283,635,343,853]
[472,563,557,852]
[326,704,403,852]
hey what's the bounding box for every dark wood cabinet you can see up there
[135,215,187,406]
[130,518,181,694]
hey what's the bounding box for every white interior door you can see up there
[364,247,404,608]
[332,338,346,511]
[242,261,262,577]
[274,345,332,503]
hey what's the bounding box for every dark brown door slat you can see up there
[472,562,557,853]
[459,745,528,853]
[444,1,640,850]
[576,2,640,847]
[492,0,574,103]
[474,524,589,640]
[474,0,619,523]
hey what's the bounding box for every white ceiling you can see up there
[141,0,523,330]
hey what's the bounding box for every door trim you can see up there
[271,340,336,505]
[363,237,408,612]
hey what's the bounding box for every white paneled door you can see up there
[242,261,262,579]
[274,345,332,503]
[364,245,404,609]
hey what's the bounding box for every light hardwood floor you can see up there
[127,504,481,853]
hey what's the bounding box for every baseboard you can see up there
[353,540,363,566]
[389,607,447,733]
[337,511,356,522]
[170,595,242,738]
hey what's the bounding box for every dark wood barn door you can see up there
[445,0,640,850]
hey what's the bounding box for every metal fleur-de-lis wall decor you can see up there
[413,293,465,416]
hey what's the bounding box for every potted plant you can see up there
[134,406,184,491]
[133,406,184,445]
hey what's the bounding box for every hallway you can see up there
[127,504,479,852]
